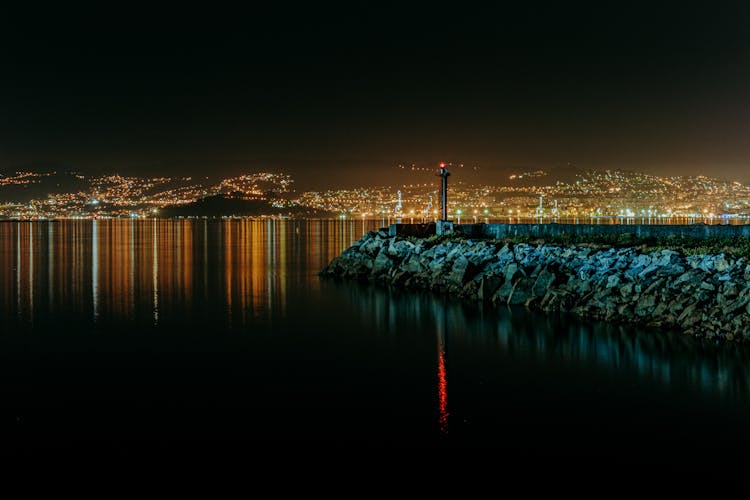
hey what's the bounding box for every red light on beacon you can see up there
[439,162,446,169]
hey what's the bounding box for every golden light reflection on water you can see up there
[0,218,382,329]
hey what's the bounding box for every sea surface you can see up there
[2,219,750,459]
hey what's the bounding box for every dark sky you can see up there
[2,2,750,188]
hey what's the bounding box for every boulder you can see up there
[638,264,660,279]
[447,256,482,285]
[372,248,394,275]
[578,263,598,280]
[388,238,415,257]
[642,278,665,295]
[592,287,613,302]
[504,262,521,282]
[672,269,704,288]
[361,236,384,256]
[631,254,653,268]
[651,249,681,267]
[532,269,558,296]
[635,294,657,316]
[508,278,535,305]
[606,274,622,288]
[569,278,592,294]
[677,303,701,327]
[403,254,427,274]
[494,280,515,304]
[714,255,732,272]
[466,243,496,266]
[478,273,503,301]
[496,244,513,260]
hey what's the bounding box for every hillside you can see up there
[159,195,335,218]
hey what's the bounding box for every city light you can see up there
[1,168,750,220]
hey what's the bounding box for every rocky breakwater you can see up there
[321,229,750,341]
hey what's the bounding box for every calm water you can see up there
[2,219,750,458]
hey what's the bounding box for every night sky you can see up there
[2,3,750,188]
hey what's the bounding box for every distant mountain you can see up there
[0,171,89,202]
[159,194,336,218]
[546,163,584,183]
[387,163,586,188]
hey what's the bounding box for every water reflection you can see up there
[152,220,159,324]
[48,222,54,314]
[92,220,98,320]
[15,224,20,317]
[3,218,750,418]
[436,304,449,434]
[0,219,383,331]
[343,283,750,406]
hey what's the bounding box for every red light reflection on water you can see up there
[437,343,449,434]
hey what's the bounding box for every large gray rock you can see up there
[446,244,466,262]
[388,238,416,257]
[635,294,657,316]
[643,278,665,295]
[504,262,521,282]
[494,280,516,303]
[403,254,427,274]
[638,264,660,279]
[447,256,475,285]
[360,236,384,256]
[372,248,394,275]
[631,253,653,269]
[593,287,613,303]
[420,247,436,259]
[429,256,447,272]
[465,242,495,264]
[478,273,503,301]
[715,255,732,272]
[576,263,598,281]
[650,249,681,267]
[619,283,634,298]
[678,303,701,327]
[606,274,622,288]
[496,244,513,260]
[513,244,533,263]
[672,269,704,288]
[508,278,535,305]
[532,269,558,296]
